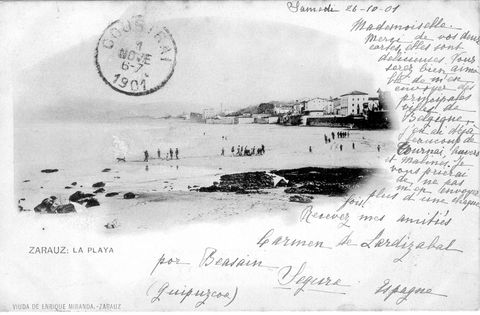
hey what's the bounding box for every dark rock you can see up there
[285,183,347,196]
[105,192,119,197]
[200,171,274,192]
[114,176,120,179]
[94,188,105,194]
[69,191,95,203]
[34,197,59,213]
[33,196,76,213]
[199,168,376,196]
[105,219,118,229]
[84,198,100,208]
[272,167,376,196]
[71,182,77,186]
[289,195,313,203]
[40,186,43,189]
[123,192,135,199]
[23,180,30,182]
[65,186,71,189]
[56,203,76,213]
[101,168,111,172]
[92,182,105,188]
[275,179,288,187]
[41,169,58,173]
[235,189,268,194]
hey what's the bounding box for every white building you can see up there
[237,117,254,124]
[332,98,341,115]
[202,108,216,119]
[304,98,332,117]
[339,91,369,116]
[274,105,292,115]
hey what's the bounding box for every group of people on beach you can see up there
[324,131,350,144]
[308,131,382,153]
[221,144,266,157]
[143,148,179,162]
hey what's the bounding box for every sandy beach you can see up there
[14,119,395,234]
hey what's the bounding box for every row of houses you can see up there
[187,89,393,127]
[302,89,392,117]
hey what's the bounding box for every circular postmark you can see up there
[95,15,177,96]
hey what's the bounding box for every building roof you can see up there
[340,90,368,97]
[306,97,331,102]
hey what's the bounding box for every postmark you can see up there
[95,15,177,96]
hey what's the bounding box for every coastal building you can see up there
[340,91,369,116]
[303,97,332,117]
[189,112,204,122]
[206,117,236,124]
[267,116,279,124]
[202,108,216,119]
[367,97,380,112]
[237,117,255,124]
[274,105,292,115]
[332,98,341,115]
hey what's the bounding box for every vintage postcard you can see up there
[0,0,478,311]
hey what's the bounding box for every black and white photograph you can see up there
[0,0,478,311]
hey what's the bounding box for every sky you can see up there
[4,2,382,121]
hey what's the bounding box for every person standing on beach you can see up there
[377,144,381,152]
[231,146,235,156]
[144,150,149,162]
[352,142,355,150]
[157,148,161,159]
[331,132,335,140]
[221,147,225,156]
[309,146,312,153]
[169,148,174,159]
[175,148,179,159]
[340,144,343,151]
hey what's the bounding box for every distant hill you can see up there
[230,100,297,116]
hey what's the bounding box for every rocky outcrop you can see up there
[34,196,59,213]
[94,188,105,194]
[275,179,288,187]
[272,167,375,196]
[84,198,100,208]
[123,192,135,199]
[105,192,119,197]
[199,167,375,196]
[69,191,95,202]
[56,203,76,213]
[105,219,118,229]
[92,182,105,188]
[289,195,313,203]
[102,168,111,172]
[68,191,99,208]
[41,169,58,173]
[34,196,76,213]
[200,171,274,192]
